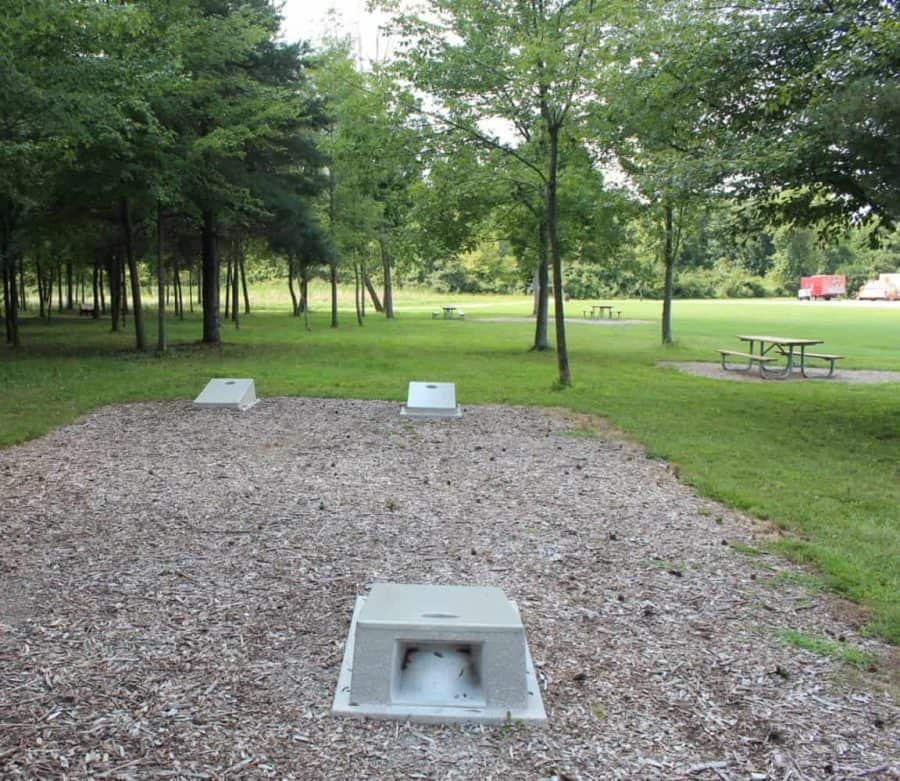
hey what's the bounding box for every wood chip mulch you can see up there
[1,399,897,780]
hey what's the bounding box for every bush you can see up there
[675,263,774,299]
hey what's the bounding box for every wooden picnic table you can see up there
[583,304,615,319]
[442,306,457,319]
[737,335,823,379]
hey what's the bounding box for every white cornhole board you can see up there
[400,381,462,418]
[332,583,546,725]
[193,378,258,410]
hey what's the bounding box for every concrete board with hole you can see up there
[192,378,259,410]
[400,381,462,418]
[332,583,546,724]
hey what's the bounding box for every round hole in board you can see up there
[426,384,438,389]
[421,612,459,619]
[225,380,236,385]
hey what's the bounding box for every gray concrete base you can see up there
[193,378,258,410]
[400,382,463,418]
[399,405,462,419]
[332,596,547,725]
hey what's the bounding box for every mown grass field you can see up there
[2,286,899,642]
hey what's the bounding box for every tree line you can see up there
[2,0,897,386]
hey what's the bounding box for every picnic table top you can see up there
[737,335,823,347]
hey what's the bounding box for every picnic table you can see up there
[432,306,465,320]
[583,304,619,319]
[719,335,844,379]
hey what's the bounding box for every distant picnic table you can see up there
[432,306,465,320]
[718,335,844,379]
[583,304,620,320]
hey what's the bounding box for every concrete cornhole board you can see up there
[400,381,462,418]
[332,583,546,725]
[192,378,258,410]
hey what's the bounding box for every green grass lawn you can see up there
[2,288,899,642]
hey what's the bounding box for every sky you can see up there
[277,1,522,145]
[279,0,399,65]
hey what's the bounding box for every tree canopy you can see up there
[3,0,898,364]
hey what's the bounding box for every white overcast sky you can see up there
[279,1,399,65]
[278,1,521,144]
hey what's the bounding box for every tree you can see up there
[314,44,423,324]
[0,0,93,346]
[696,0,900,234]
[595,1,727,343]
[159,0,324,344]
[382,0,630,385]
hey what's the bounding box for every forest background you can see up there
[2,0,898,375]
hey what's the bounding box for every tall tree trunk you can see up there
[38,260,51,320]
[99,264,106,315]
[2,262,9,342]
[92,256,100,319]
[156,201,166,354]
[330,261,338,328]
[108,255,120,330]
[532,214,550,351]
[378,227,394,319]
[360,264,365,318]
[223,247,232,319]
[239,250,250,314]
[298,272,307,314]
[200,210,220,344]
[661,201,675,346]
[36,259,46,319]
[288,253,303,317]
[18,255,27,312]
[2,259,11,343]
[120,259,128,318]
[287,259,299,316]
[121,198,145,350]
[327,157,338,329]
[546,125,570,385]
[188,266,194,313]
[363,266,383,312]
[174,259,184,320]
[2,217,20,346]
[3,259,20,346]
[57,263,63,313]
[231,240,239,330]
[302,275,310,331]
[353,259,363,326]
[66,261,73,310]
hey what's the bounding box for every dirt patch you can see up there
[0,399,896,780]
[660,361,900,384]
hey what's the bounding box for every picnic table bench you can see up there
[717,349,779,371]
[800,352,844,378]
[79,302,96,317]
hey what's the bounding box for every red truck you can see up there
[798,274,846,300]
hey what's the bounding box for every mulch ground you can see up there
[1,399,897,780]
